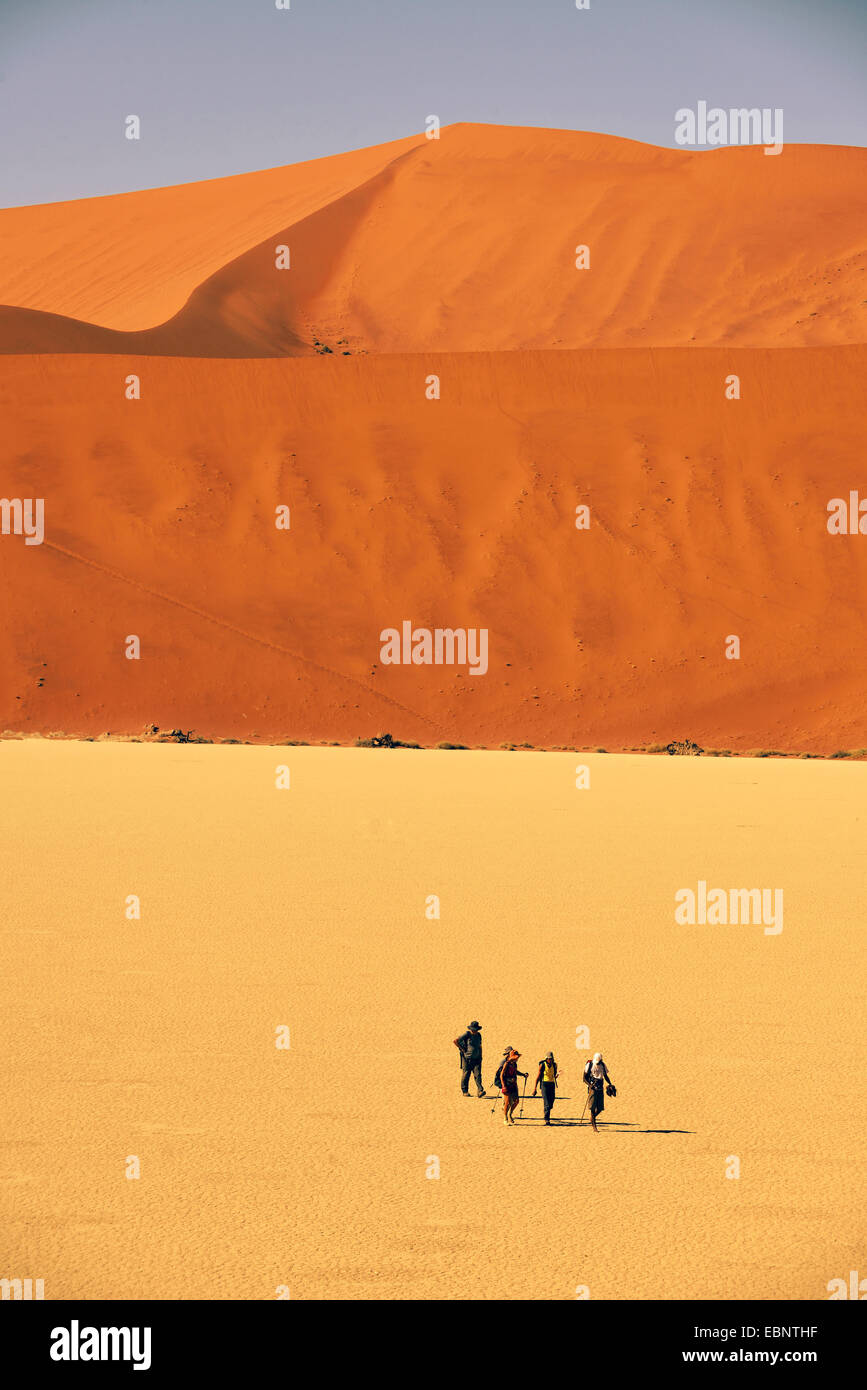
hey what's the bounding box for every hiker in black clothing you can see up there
[453,1021,486,1096]
[532,1052,559,1124]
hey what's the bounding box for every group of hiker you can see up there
[453,1021,616,1130]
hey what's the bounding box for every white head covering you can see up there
[593,1052,602,1064]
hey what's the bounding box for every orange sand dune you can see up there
[2,346,866,751]
[1,127,865,355]
[0,132,424,332]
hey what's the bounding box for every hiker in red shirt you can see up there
[500,1049,528,1126]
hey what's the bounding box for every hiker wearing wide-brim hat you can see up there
[582,1052,615,1132]
[500,1050,527,1126]
[532,1052,559,1125]
[453,1021,486,1097]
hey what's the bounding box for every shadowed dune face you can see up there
[1,126,866,355]
[2,348,866,751]
[0,132,426,332]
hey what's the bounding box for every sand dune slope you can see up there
[2,346,866,751]
[1,127,865,354]
[0,133,425,332]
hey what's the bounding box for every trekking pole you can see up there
[579,1090,588,1125]
[519,1076,527,1118]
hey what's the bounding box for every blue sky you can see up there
[2,0,865,207]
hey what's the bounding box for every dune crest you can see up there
[1,126,865,355]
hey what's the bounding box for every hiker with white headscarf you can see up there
[582,1052,616,1132]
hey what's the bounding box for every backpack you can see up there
[493,1059,506,1088]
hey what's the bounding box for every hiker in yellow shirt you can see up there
[531,1052,559,1125]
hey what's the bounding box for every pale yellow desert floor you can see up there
[1,744,863,1301]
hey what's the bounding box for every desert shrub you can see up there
[356,733,419,749]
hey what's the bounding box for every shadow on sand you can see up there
[518,1116,696,1134]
